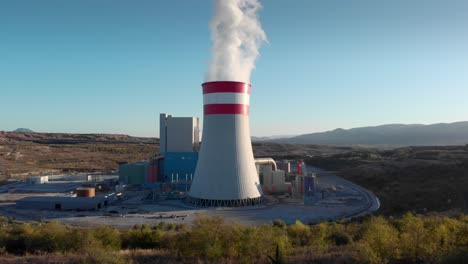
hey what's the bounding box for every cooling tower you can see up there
[187,81,263,207]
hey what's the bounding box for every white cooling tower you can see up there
[187,81,263,206]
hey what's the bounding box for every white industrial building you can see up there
[259,165,292,195]
[159,113,200,154]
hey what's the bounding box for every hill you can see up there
[13,128,34,133]
[274,121,468,146]
[0,132,157,178]
[305,145,468,215]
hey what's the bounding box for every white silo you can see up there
[187,81,263,206]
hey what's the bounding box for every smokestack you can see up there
[187,81,263,206]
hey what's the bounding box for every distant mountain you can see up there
[13,128,35,133]
[273,121,468,146]
[252,135,297,142]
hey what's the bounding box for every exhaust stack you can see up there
[187,81,263,206]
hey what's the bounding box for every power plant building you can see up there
[16,196,105,211]
[119,162,147,185]
[119,114,200,189]
[160,113,200,153]
[117,95,304,207]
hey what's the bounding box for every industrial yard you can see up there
[0,112,380,227]
[0,168,378,227]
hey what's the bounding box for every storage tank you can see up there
[76,187,95,197]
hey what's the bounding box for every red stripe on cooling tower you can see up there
[204,104,250,115]
[202,81,251,94]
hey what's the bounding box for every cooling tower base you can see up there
[186,196,263,207]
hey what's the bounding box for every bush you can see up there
[92,226,121,250]
[79,239,127,264]
[287,220,311,246]
[172,217,291,263]
[308,222,331,250]
[1,214,468,263]
[121,224,165,249]
[272,219,286,229]
[328,231,353,246]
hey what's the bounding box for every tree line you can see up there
[0,213,467,263]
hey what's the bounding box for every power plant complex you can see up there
[117,81,319,207]
[3,78,378,225]
[4,82,378,224]
[0,1,380,226]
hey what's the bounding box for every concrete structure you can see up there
[277,161,291,173]
[160,114,200,154]
[16,196,105,211]
[188,81,263,206]
[259,164,292,195]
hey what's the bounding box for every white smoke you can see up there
[205,0,267,83]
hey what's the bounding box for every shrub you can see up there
[287,220,311,246]
[92,225,121,251]
[122,224,165,249]
[328,231,353,246]
[272,219,286,229]
[79,238,127,264]
[309,222,331,250]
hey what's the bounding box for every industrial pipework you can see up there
[254,158,277,171]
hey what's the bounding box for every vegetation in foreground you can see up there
[0,213,468,264]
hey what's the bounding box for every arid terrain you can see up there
[1,131,467,216]
[0,131,348,179]
[305,145,468,215]
[0,132,157,180]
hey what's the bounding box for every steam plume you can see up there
[205,0,267,83]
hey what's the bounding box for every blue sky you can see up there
[1,0,467,137]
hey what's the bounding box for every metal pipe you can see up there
[254,158,277,171]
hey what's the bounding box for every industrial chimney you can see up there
[187,81,263,206]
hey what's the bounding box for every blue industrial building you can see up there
[161,152,198,182]
[119,114,200,191]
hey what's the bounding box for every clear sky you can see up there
[1,0,467,137]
